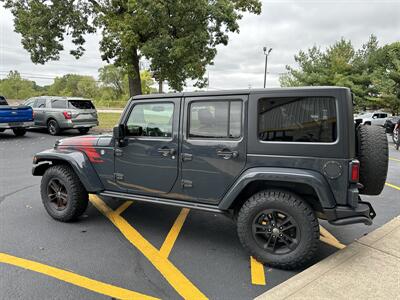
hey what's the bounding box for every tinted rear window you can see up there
[258,96,337,143]
[51,99,67,109]
[68,100,95,109]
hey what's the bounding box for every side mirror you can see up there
[113,124,126,140]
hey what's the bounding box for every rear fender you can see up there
[219,167,336,210]
[32,149,104,193]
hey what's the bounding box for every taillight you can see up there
[350,160,360,182]
[63,111,72,120]
[32,110,35,119]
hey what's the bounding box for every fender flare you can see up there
[32,149,104,193]
[218,167,336,210]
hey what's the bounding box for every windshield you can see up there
[0,96,8,105]
[68,100,95,110]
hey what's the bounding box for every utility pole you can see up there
[263,46,272,88]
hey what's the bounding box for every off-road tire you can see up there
[41,164,88,222]
[13,128,26,136]
[78,128,90,134]
[237,190,319,270]
[47,119,61,136]
[356,125,388,195]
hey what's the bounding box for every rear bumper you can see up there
[0,121,34,129]
[60,120,99,129]
[323,200,376,226]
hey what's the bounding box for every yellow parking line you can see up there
[89,195,207,300]
[159,208,190,258]
[386,182,400,191]
[115,201,133,215]
[389,157,400,162]
[0,252,158,300]
[319,225,346,250]
[250,256,266,285]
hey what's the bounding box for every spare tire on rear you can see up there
[356,125,388,195]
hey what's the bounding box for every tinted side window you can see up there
[189,100,242,139]
[0,96,8,105]
[126,102,174,138]
[51,100,67,109]
[36,99,46,108]
[258,96,337,143]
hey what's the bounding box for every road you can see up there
[1,130,399,299]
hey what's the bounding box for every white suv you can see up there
[355,111,390,126]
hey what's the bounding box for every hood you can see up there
[55,135,102,148]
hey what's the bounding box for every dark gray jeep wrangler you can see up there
[32,87,388,269]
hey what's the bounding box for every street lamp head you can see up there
[268,48,272,54]
[263,46,267,53]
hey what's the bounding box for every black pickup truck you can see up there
[32,87,388,269]
[0,96,34,136]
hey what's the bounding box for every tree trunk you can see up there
[128,48,142,97]
[158,80,163,93]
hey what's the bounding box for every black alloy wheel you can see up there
[252,209,300,254]
[47,178,69,211]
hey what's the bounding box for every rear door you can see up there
[114,98,181,196]
[34,98,47,126]
[68,100,97,123]
[180,95,247,204]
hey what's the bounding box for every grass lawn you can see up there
[97,112,121,130]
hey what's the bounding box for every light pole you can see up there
[263,46,272,88]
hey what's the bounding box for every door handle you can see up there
[217,149,239,159]
[157,147,176,157]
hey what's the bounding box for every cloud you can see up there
[1,0,399,91]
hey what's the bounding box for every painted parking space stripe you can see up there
[250,256,266,285]
[0,252,158,300]
[386,182,400,191]
[389,157,400,162]
[89,195,207,300]
[159,208,190,258]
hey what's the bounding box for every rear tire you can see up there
[41,165,88,222]
[237,190,319,270]
[13,128,26,136]
[47,119,61,136]
[356,125,388,195]
[78,128,90,134]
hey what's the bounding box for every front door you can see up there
[114,99,181,196]
[180,95,247,204]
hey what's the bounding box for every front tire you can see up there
[237,190,319,270]
[13,128,26,136]
[41,165,88,222]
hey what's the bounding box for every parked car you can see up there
[354,111,390,126]
[33,87,388,269]
[385,116,400,144]
[0,95,34,136]
[24,96,99,135]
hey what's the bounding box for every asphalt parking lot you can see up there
[1,130,399,299]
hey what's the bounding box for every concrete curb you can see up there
[255,216,400,300]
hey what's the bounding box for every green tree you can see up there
[279,36,397,111]
[48,74,97,98]
[369,42,400,114]
[98,64,125,98]
[0,70,37,99]
[4,0,261,96]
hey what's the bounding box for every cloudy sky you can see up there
[0,0,399,91]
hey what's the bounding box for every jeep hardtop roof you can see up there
[132,86,350,100]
